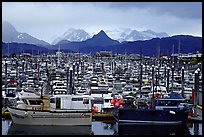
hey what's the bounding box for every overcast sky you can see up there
[2,2,202,44]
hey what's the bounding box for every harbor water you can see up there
[2,119,202,135]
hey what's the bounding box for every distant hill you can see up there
[2,35,201,56]
[108,35,202,56]
[52,34,202,56]
[2,42,73,55]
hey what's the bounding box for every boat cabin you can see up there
[50,95,92,110]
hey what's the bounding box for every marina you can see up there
[2,51,202,135]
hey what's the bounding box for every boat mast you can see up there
[152,65,155,109]
[178,40,180,69]
[139,46,142,96]
[58,44,60,67]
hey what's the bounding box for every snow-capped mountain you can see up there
[52,28,91,45]
[2,21,50,46]
[105,28,169,42]
[52,27,169,44]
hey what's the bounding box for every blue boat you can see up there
[114,93,192,125]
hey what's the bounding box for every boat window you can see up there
[72,98,83,101]
[50,98,55,103]
[28,100,44,105]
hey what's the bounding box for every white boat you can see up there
[7,94,93,126]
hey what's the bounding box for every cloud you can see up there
[107,2,202,19]
[2,2,202,43]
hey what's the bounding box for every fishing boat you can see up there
[7,94,93,126]
[114,93,192,125]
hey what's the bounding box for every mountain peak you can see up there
[99,30,105,33]
[95,30,108,38]
[98,30,106,35]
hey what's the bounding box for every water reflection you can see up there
[188,122,202,135]
[3,119,201,135]
[7,123,92,135]
[117,123,191,135]
[92,121,117,135]
[2,119,12,135]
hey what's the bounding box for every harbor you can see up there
[2,51,202,135]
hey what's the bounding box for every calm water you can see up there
[2,119,202,135]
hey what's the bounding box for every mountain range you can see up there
[104,28,169,42]
[2,21,169,45]
[2,21,202,56]
[52,28,169,44]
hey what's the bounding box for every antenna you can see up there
[58,44,60,66]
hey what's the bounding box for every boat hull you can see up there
[8,107,92,126]
[114,108,189,125]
